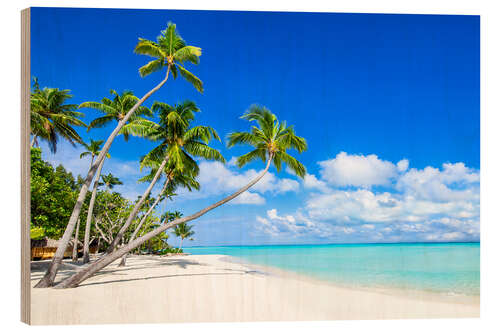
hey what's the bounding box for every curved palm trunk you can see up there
[82,157,105,264]
[35,68,171,288]
[55,157,273,288]
[118,178,171,266]
[106,157,169,253]
[30,135,37,147]
[179,238,183,253]
[71,219,81,262]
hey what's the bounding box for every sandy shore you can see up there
[30,254,479,325]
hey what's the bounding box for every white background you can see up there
[1,0,499,332]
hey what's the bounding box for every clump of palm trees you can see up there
[172,221,194,252]
[35,22,203,288]
[33,22,308,289]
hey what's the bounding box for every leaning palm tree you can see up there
[30,78,86,152]
[80,140,111,264]
[118,167,199,266]
[105,100,224,253]
[55,106,307,288]
[35,22,204,288]
[172,221,193,252]
[79,91,147,263]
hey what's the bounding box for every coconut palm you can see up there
[80,90,153,140]
[55,106,307,288]
[35,22,204,288]
[80,139,107,169]
[80,140,111,263]
[118,168,199,266]
[134,22,203,92]
[105,100,224,253]
[100,173,123,192]
[172,221,193,252]
[71,218,81,262]
[30,78,86,152]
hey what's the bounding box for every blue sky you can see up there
[31,8,480,246]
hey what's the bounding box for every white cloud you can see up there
[426,232,466,242]
[230,191,265,205]
[255,209,336,238]
[303,174,330,193]
[397,159,409,172]
[396,163,479,202]
[276,178,300,193]
[318,152,399,188]
[180,161,300,203]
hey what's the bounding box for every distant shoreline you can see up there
[186,241,481,249]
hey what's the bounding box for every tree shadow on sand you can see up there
[75,269,266,288]
[31,256,259,286]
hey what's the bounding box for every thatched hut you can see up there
[30,238,99,261]
[31,238,72,260]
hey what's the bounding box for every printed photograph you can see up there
[28,7,479,324]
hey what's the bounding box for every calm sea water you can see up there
[187,243,480,295]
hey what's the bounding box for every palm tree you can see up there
[30,78,86,152]
[134,22,203,92]
[71,218,81,262]
[100,173,123,192]
[172,221,193,252]
[80,90,153,140]
[118,168,199,266]
[80,140,110,264]
[105,100,224,253]
[35,22,204,288]
[80,139,107,169]
[55,106,307,288]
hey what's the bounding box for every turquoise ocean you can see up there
[187,243,480,296]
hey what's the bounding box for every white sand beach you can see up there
[30,254,479,325]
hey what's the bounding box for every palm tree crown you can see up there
[100,173,123,191]
[30,78,87,152]
[79,90,153,141]
[79,139,110,165]
[134,22,203,92]
[227,105,307,178]
[173,222,194,240]
[139,100,225,174]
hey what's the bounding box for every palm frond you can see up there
[174,46,202,65]
[275,151,306,178]
[184,125,220,144]
[134,38,165,58]
[183,141,225,163]
[79,101,116,115]
[139,59,165,77]
[88,115,116,130]
[176,64,203,93]
[226,131,260,148]
[236,148,267,168]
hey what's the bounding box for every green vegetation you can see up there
[172,221,194,252]
[31,148,79,238]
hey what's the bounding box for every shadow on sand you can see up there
[31,255,266,287]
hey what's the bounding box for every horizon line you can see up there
[185,240,480,248]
